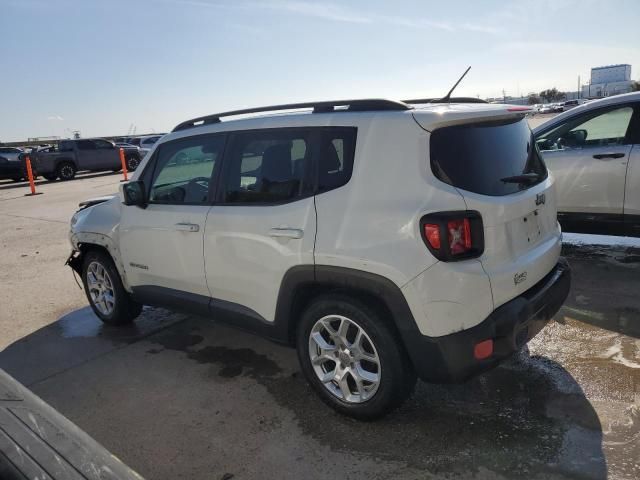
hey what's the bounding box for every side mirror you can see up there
[536,138,555,151]
[121,180,146,207]
[560,129,587,148]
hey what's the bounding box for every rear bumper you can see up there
[405,258,571,383]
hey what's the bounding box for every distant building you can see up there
[582,64,633,98]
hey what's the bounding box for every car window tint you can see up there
[317,128,357,193]
[58,141,74,152]
[94,140,112,150]
[538,106,633,151]
[431,118,547,196]
[77,140,95,150]
[149,135,224,205]
[223,131,310,204]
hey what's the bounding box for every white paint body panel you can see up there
[119,204,212,297]
[204,199,316,322]
[541,146,630,214]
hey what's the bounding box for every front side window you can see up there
[537,106,633,151]
[149,134,225,205]
[223,130,311,204]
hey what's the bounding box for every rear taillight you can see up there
[447,218,472,254]
[424,224,441,250]
[420,211,483,261]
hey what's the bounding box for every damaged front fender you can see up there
[65,250,83,275]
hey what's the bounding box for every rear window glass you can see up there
[430,117,547,196]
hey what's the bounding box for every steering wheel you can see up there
[182,176,210,203]
[188,176,210,187]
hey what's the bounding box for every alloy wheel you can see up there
[86,261,116,316]
[60,164,74,179]
[308,315,381,403]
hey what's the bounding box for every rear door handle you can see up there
[593,153,625,159]
[174,223,200,232]
[268,228,303,239]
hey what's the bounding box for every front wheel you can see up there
[81,250,142,325]
[297,294,416,420]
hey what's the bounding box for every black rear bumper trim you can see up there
[405,258,571,383]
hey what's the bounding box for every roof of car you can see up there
[169,98,525,136]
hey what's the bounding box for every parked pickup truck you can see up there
[31,138,142,181]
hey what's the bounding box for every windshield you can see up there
[430,117,547,196]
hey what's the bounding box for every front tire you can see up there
[81,250,142,325]
[297,294,416,420]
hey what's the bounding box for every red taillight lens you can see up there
[447,218,472,255]
[420,211,483,261]
[424,224,441,250]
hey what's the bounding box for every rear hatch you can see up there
[419,108,561,309]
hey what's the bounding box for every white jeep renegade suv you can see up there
[68,98,571,419]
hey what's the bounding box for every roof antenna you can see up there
[439,66,471,103]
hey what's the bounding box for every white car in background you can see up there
[534,91,640,237]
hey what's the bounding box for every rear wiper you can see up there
[500,173,541,183]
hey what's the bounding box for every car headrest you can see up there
[261,144,292,182]
[321,142,341,173]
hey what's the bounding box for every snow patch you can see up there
[563,232,640,248]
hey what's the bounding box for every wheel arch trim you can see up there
[69,232,130,290]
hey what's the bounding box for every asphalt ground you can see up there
[0,159,638,480]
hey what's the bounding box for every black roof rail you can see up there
[403,97,488,104]
[172,99,412,132]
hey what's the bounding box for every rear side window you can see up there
[58,141,74,152]
[94,139,113,150]
[76,140,95,151]
[317,128,357,193]
[430,117,547,196]
[223,130,312,204]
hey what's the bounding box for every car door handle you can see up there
[593,153,625,159]
[174,223,200,232]
[268,228,303,239]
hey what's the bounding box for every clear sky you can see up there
[1,0,639,142]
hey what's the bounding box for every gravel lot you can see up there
[0,168,638,480]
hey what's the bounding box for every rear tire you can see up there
[81,250,142,325]
[56,161,76,181]
[126,155,140,171]
[296,294,416,420]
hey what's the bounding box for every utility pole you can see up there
[502,88,506,104]
[578,75,581,99]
